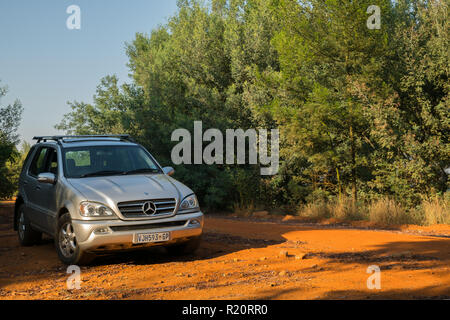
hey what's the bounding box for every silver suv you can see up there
[14,135,203,265]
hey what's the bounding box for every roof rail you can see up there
[32,135,135,144]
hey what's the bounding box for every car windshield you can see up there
[63,145,161,178]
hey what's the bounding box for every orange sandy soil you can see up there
[0,202,449,300]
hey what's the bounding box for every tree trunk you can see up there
[349,124,357,203]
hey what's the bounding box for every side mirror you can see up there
[37,172,56,184]
[162,166,175,176]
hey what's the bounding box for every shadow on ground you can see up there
[254,285,450,300]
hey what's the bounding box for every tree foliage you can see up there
[0,82,24,199]
[55,0,449,210]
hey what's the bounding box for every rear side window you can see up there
[28,147,49,177]
[21,146,36,175]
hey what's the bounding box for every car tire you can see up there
[55,213,95,265]
[17,204,42,246]
[166,235,202,256]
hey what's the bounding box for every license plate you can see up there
[134,232,170,244]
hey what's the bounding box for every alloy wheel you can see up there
[59,222,77,258]
[18,211,25,240]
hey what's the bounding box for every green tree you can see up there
[366,0,449,202]
[55,0,449,211]
[63,0,279,209]
[0,82,24,199]
[5,141,31,194]
[262,0,396,203]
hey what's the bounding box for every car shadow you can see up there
[89,232,284,266]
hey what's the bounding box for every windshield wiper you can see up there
[122,168,160,175]
[80,170,125,178]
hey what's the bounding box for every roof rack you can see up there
[32,135,135,144]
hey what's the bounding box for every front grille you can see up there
[117,198,176,218]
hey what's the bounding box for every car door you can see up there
[23,146,50,231]
[40,147,60,233]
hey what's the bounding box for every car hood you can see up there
[68,174,193,206]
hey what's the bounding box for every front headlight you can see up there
[179,194,199,211]
[79,201,116,218]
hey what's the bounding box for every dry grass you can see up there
[421,196,450,225]
[368,197,413,225]
[237,194,449,227]
[296,197,433,226]
[330,198,366,221]
[297,197,365,221]
[233,201,256,217]
[296,202,330,220]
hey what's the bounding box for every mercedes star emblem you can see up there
[142,201,157,215]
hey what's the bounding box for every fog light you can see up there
[94,227,111,235]
[189,219,200,226]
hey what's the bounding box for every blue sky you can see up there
[0,0,178,145]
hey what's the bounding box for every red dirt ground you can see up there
[0,202,449,300]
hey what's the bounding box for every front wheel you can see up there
[55,213,94,265]
[166,235,202,256]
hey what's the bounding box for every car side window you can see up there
[20,146,37,175]
[44,148,58,175]
[28,147,49,177]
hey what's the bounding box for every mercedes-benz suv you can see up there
[14,135,203,265]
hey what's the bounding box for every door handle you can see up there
[35,185,41,190]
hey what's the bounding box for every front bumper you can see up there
[72,211,204,253]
